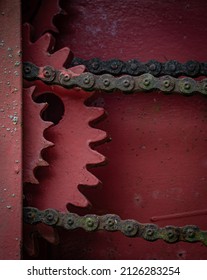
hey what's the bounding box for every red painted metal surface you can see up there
[22,0,207,259]
[0,0,22,259]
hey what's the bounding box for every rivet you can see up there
[187,229,195,238]
[27,212,33,218]
[24,66,31,74]
[126,224,133,232]
[111,63,118,70]
[146,229,154,236]
[43,69,51,78]
[149,64,156,71]
[84,76,90,84]
[123,79,130,87]
[167,230,174,239]
[188,63,195,71]
[184,82,191,89]
[143,79,150,86]
[103,79,110,86]
[92,62,99,70]
[130,63,138,71]
[46,213,54,221]
[67,218,74,226]
[63,74,71,81]
[164,80,170,87]
[86,218,94,227]
[169,64,176,71]
[107,218,115,226]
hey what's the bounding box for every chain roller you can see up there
[70,57,207,77]
[23,207,207,245]
[23,62,207,95]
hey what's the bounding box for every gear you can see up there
[23,18,107,255]
[23,86,53,184]
[23,22,107,209]
[22,0,65,41]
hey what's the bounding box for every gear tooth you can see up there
[22,27,71,68]
[71,188,90,208]
[70,65,86,74]
[45,140,54,148]
[49,47,71,68]
[38,158,49,167]
[87,149,107,166]
[23,87,54,184]
[87,107,106,122]
[88,129,108,144]
[81,169,101,187]
[35,33,53,53]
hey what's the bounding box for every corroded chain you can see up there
[23,207,207,245]
[71,57,207,77]
[23,62,207,95]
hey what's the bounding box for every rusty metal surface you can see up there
[71,58,207,77]
[23,62,207,95]
[24,207,207,246]
[0,0,22,259]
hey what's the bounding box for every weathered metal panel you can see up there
[0,0,22,259]
[22,0,207,259]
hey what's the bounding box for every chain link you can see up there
[23,207,207,245]
[70,57,207,77]
[23,62,207,95]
